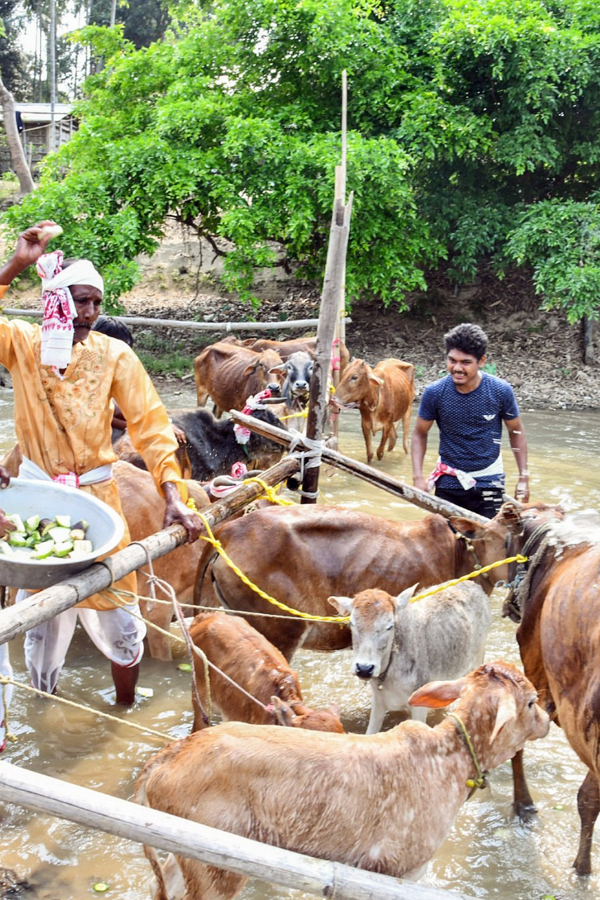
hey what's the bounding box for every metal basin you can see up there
[0,478,124,589]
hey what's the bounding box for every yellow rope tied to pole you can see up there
[279,408,309,421]
[408,555,528,603]
[242,476,296,506]
[195,510,350,623]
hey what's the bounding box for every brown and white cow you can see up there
[329,581,491,733]
[332,357,415,463]
[189,611,344,732]
[499,502,600,875]
[193,341,283,417]
[135,660,549,900]
[193,502,516,661]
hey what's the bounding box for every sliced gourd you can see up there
[32,539,56,560]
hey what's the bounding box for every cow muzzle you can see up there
[355,663,375,680]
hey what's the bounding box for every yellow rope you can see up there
[242,477,296,506]
[195,511,349,623]
[0,675,172,742]
[280,408,308,421]
[409,555,528,603]
[195,510,529,620]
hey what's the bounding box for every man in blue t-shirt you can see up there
[411,323,529,518]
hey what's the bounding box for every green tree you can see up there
[4,0,600,322]
[0,0,32,97]
[3,0,439,307]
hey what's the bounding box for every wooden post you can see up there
[0,456,300,647]
[231,410,489,525]
[331,70,348,440]
[0,762,473,900]
[302,192,353,503]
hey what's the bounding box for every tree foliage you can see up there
[4,0,600,320]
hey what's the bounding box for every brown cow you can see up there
[0,445,210,661]
[333,357,415,462]
[193,341,283,417]
[189,611,344,732]
[499,502,600,875]
[135,660,549,900]
[194,503,514,660]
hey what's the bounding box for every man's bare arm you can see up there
[505,416,530,502]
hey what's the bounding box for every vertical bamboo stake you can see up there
[301,154,353,504]
[330,70,348,438]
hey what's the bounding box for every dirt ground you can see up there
[3,222,599,409]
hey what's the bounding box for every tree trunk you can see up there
[0,76,35,195]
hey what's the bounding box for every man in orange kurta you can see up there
[0,222,202,745]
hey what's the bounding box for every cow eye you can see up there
[386,623,394,631]
[527,697,536,709]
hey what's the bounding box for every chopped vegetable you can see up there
[0,513,94,561]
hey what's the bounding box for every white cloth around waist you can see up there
[428,453,504,491]
[19,456,113,486]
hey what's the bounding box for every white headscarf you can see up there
[36,251,104,370]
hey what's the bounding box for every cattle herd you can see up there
[4,333,600,899]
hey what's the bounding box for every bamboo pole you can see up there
[2,310,351,334]
[0,456,300,647]
[302,195,353,504]
[0,762,473,900]
[331,70,348,440]
[230,410,489,525]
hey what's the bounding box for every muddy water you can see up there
[1,385,600,900]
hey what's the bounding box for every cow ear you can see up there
[449,515,489,541]
[495,501,524,533]
[268,364,286,376]
[270,696,295,726]
[394,584,418,609]
[328,595,353,616]
[408,676,467,709]
[489,694,517,744]
[369,373,384,386]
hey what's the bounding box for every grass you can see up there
[135,331,195,377]
[0,174,20,202]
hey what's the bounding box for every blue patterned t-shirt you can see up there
[418,373,520,489]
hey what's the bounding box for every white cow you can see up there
[329,581,491,733]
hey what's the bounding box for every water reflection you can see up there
[0,382,600,900]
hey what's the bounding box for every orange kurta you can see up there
[0,308,186,609]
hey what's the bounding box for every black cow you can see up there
[113,407,286,482]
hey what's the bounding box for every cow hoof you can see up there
[514,802,537,823]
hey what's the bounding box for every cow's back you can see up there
[373,357,415,421]
[194,342,282,413]
[408,582,491,685]
[194,505,465,658]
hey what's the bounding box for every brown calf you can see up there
[189,611,344,732]
[333,357,414,463]
[135,660,549,900]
